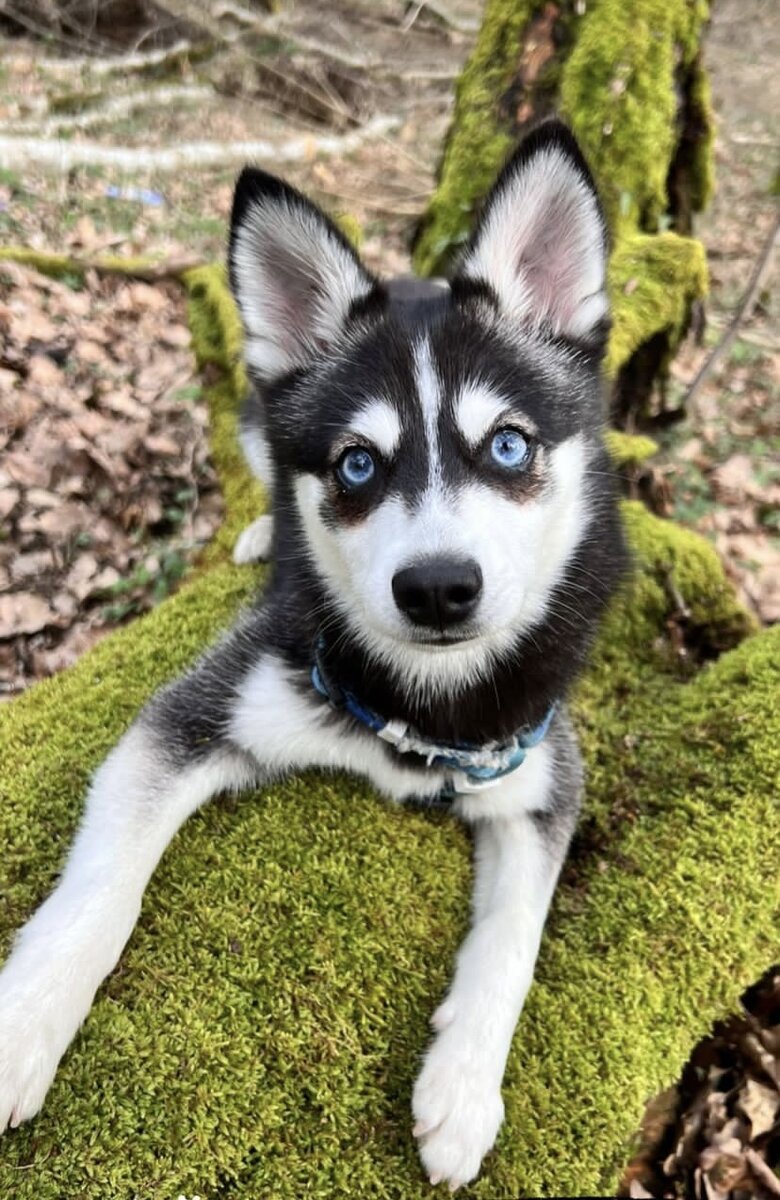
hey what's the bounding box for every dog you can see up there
[0,119,626,1189]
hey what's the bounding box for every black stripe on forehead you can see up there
[348,275,453,331]
[428,311,600,446]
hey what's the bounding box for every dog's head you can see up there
[229,121,621,697]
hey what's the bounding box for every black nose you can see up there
[392,557,483,629]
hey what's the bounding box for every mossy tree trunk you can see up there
[413,0,714,427]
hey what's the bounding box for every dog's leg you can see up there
[0,708,255,1133]
[412,790,575,1189]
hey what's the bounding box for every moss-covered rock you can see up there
[0,265,776,1197]
[413,0,714,419]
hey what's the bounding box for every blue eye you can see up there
[490,428,530,470]
[337,446,376,489]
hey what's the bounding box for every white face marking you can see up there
[413,337,442,488]
[348,399,402,458]
[454,383,510,449]
[294,432,592,700]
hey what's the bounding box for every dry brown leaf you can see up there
[9,307,59,344]
[1,389,41,432]
[755,566,780,623]
[10,550,53,582]
[4,448,51,488]
[0,592,56,637]
[18,502,87,538]
[158,323,191,348]
[28,623,107,679]
[65,553,99,601]
[144,433,180,456]
[128,282,168,312]
[90,566,121,592]
[52,592,78,620]
[729,534,778,567]
[26,353,64,389]
[25,488,59,509]
[75,339,110,366]
[0,488,20,521]
[739,1078,779,1138]
[744,1148,780,1196]
[99,389,149,421]
[710,454,758,504]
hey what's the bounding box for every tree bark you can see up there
[413,0,715,427]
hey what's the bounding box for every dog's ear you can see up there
[453,120,609,348]
[229,169,376,381]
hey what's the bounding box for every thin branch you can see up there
[36,38,200,76]
[0,114,401,172]
[5,85,212,137]
[682,212,778,408]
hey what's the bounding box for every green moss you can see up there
[560,0,710,233]
[411,0,538,276]
[0,264,776,1198]
[0,246,191,283]
[606,230,709,375]
[414,0,713,399]
[604,429,658,467]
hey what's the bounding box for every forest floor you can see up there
[0,1,778,1196]
[0,0,482,693]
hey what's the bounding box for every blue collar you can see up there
[311,637,556,798]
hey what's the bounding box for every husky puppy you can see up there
[0,120,626,1188]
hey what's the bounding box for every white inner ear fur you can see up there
[454,383,511,448]
[232,197,372,380]
[348,400,402,458]
[460,147,607,340]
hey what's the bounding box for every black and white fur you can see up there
[0,121,626,1189]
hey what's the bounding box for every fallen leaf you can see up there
[10,550,53,582]
[65,553,99,600]
[739,1078,779,1139]
[144,433,180,456]
[710,454,757,504]
[0,593,56,637]
[0,488,20,521]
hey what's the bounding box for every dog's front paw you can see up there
[412,1022,504,1190]
[233,514,273,564]
[0,989,63,1133]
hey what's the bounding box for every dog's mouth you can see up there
[407,631,480,648]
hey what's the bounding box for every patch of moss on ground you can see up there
[0,265,777,1198]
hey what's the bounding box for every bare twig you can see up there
[682,212,778,408]
[6,86,213,137]
[416,1,480,33]
[0,114,401,172]
[36,38,200,76]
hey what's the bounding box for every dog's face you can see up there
[229,123,612,693]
